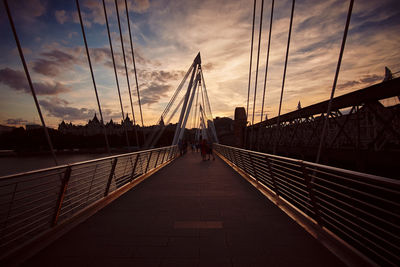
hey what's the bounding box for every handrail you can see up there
[216,144,400,186]
[0,146,176,181]
[214,143,400,266]
[0,145,179,259]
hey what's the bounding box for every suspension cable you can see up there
[273,0,295,155]
[244,0,257,148]
[199,69,211,119]
[149,97,185,148]
[260,0,274,123]
[192,79,200,129]
[124,0,144,127]
[115,0,139,148]
[160,64,193,122]
[102,0,130,148]
[4,0,59,164]
[250,0,264,149]
[316,0,354,164]
[76,0,111,154]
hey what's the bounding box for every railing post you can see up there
[154,149,161,168]
[248,152,258,181]
[161,148,166,164]
[238,150,245,170]
[232,148,239,166]
[104,158,118,197]
[52,166,72,226]
[301,162,323,225]
[265,156,279,198]
[130,154,140,182]
[145,151,153,173]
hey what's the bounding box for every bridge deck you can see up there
[25,152,344,267]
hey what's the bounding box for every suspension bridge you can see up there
[1,0,399,266]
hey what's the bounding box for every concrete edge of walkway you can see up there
[2,156,179,267]
[214,150,377,267]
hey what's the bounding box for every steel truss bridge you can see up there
[1,0,399,266]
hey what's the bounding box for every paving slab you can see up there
[24,152,345,267]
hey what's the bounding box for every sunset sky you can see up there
[0,0,399,128]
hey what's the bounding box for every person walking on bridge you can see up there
[200,139,207,161]
[207,140,215,160]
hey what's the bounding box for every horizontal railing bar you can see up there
[310,168,400,195]
[271,171,309,196]
[0,146,176,181]
[0,200,55,226]
[316,195,400,243]
[3,206,54,234]
[216,144,400,186]
[314,190,400,230]
[270,166,307,188]
[313,181,400,213]
[319,210,399,264]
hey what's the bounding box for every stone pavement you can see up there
[24,152,345,267]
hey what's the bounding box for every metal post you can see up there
[154,150,161,168]
[248,152,258,181]
[104,158,118,196]
[4,0,58,165]
[52,166,72,226]
[130,154,140,182]
[301,162,323,225]
[265,156,279,198]
[1,183,18,237]
[161,148,166,164]
[145,151,153,173]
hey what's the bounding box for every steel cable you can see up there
[250,0,264,149]
[273,0,295,155]
[124,0,144,127]
[115,0,139,148]
[316,0,354,164]
[260,0,274,123]
[102,0,130,148]
[4,0,60,163]
[244,0,257,148]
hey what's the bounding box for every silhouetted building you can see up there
[234,107,247,148]
[58,113,136,136]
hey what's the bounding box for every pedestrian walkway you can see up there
[24,152,344,267]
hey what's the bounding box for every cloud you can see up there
[5,118,28,125]
[39,99,97,121]
[140,82,172,105]
[55,10,68,24]
[360,74,382,84]
[68,32,78,39]
[12,47,32,55]
[130,0,150,13]
[32,48,84,77]
[0,68,70,95]
[337,74,383,90]
[139,70,185,83]
[9,0,46,23]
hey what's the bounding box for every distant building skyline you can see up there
[1,0,400,129]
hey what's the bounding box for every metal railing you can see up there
[214,144,400,266]
[0,145,179,259]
